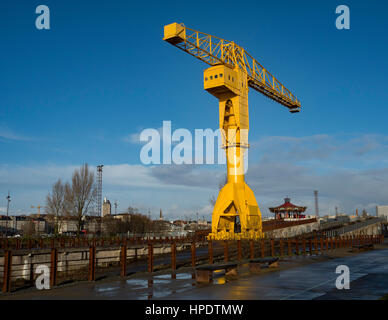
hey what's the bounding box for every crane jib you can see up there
[163,22,301,113]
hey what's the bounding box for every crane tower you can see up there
[163,23,302,240]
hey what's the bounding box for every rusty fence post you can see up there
[271,239,275,257]
[120,245,127,277]
[249,239,254,259]
[208,240,213,264]
[88,245,96,281]
[191,241,196,267]
[314,238,318,255]
[261,239,265,258]
[147,242,154,273]
[287,239,292,256]
[224,240,229,262]
[279,239,283,257]
[302,238,306,255]
[295,238,299,255]
[171,242,176,272]
[2,250,12,293]
[50,248,58,287]
[237,240,242,261]
[309,238,312,255]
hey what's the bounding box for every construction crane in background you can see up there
[96,165,103,217]
[31,205,44,215]
[163,23,302,240]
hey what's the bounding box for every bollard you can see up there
[50,248,58,287]
[208,240,213,264]
[271,239,275,257]
[88,246,96,281]
[279,239,284,257]
[224,240,229,262]
[147,243,154,273]
[249,239,254,259]
[287,239,292,256]
[171,242,176,272]
[191,241,196,267]
[237,240,242,261]
[120,245,127,277]
[2,250,12,293]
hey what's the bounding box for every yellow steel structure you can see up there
[163,23,302,240]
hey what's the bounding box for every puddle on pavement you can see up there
[95,286,119,293]
[126,279,149,289]
[154,273,193,280]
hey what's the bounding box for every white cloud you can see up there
[2,133,388,218]
[0,125,31,141]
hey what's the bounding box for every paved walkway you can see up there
[164,249,388,300]
[2,248,388,300]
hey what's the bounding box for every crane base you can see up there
[206,182,264,241]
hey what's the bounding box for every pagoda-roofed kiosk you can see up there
[269,198,307,219]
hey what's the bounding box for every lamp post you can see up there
[5,191,11,237]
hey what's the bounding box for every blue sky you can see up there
[1,0,388,219]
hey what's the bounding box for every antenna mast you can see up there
[314,190,319,217]
[96,165,103,218]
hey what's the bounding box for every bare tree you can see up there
[64,164,97,235]
[45,179,65,235]
[209,174,228,207]
[22,220,36,237]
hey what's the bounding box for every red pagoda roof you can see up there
[269,198,307,213]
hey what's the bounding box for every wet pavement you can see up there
[2,248,388,300]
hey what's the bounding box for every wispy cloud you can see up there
[0,125,32,141]
[2,133,388,218]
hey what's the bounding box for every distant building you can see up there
[112,213,131,222]
[376,206,388,222]
[59,218,78,234]
[102,197,111,217]
[269,198,307,219]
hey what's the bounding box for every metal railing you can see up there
[1,234,384,294]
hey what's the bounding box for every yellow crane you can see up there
[31,205,44,215]
[163,23,302,240]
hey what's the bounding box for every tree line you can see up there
[45,164,167,236]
